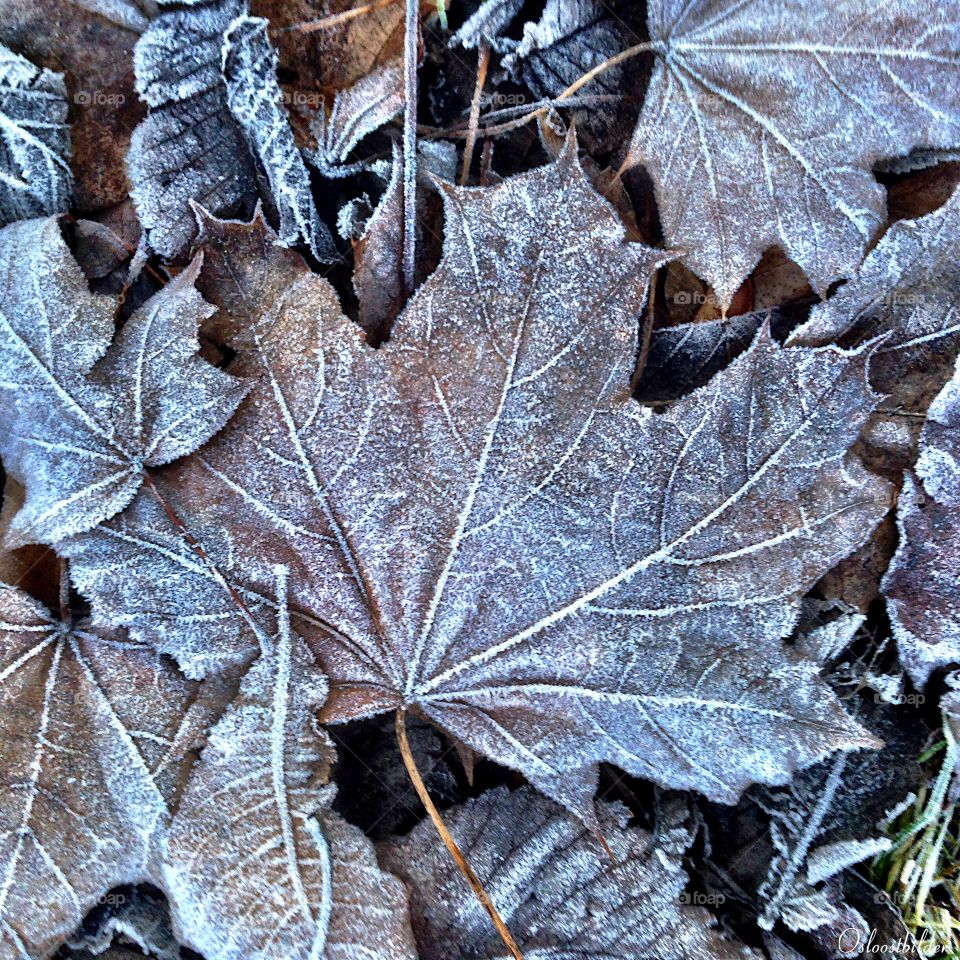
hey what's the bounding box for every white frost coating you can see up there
[0,44,72,226]
[381,786,758,960]
[806,837,891,885]
[450,0,525,51]
[68,150,888,819]
[630,0,960,307]
[0,218,248,547]
[791,188,960,468]
[884,358,960,685]
[0,582,192,960]
[163,569,417,960]
[222,17,336,262]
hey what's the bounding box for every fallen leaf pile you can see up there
[0,1,958,959]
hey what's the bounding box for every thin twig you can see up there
[401,0,419,297]
[395,709,524,960]
[58,559,70,625]
[460,43,491,185]
[281,0,399,34]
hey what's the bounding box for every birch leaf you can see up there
[0,582,196,960]
[0,216,247,548]
[789,188,960,472]
[628,0,960,308]
[0,42,71,224]
[883,358,960,685]
[380,786,758,960]
[66,150,888,818]
[163,569,417,960]
[222,15,336,261]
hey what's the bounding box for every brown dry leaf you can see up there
[381,786,758,960]
[883,358,960,686]
[61,148,891,821]
[0,0,147,213]
[628,0,960,308]
[789,189,960,476]
[0,582,201,959]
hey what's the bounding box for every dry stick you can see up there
[401,0,419,298]
[460,43,491,185]
[396,709,524,960]
[282,0,399,33]
[442,40,658,142]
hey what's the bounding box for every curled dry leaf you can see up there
[129,0,258,259]
[63,150,890,819]
[222,15,337,261]
[883,358,960,686]
[163,569,417,960]
[629,0,960,308]
[381,786,759,960]
[0,217,247,548]
[790,188,960,474]
[0,42,71,224]
[0,583,198,960]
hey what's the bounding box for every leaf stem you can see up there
[395,708,524,960]
[460,43,491,185]
[281,0,399,33]
[401,0,420,298]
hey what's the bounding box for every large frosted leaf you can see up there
[629,0,960,307]
[66,150,888,818]
[0,217,247,547]
[883,358,960,685]
[381,787,758,960]
[222,16,335,261]
[0,42,71,224]
[163,569,416,960]
[790,189,960,472]
[0,582,197,960]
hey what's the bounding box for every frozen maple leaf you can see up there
[790,189,960,473]
[221,15,336,261]
[628,0,960,308]
[65,148,889,819]
[163,567,417,960]
[381,786,758,960]
[0,216,247,547]
[0,42,71,224]
[883,358,960,686]
[0,581,201,959]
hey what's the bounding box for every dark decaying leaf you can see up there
[629,0,960,307]
[62,150,890,820]
[128,0,258,259]
[0,583,198,960]
[381,786,758,960]
[0,42,71,224]
[790,188,960,475]
[884,358,960,686]
[162,568,417,960]
[222,15,336,261]
[0,217,247,548]
[65,887,180,960]
[634,312,767,405]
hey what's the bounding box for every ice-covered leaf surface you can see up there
[222,16,336,261]
[0,217,247,547]
[381,786,758,960]
[0,42,71,224]
[163,568,416,960]
[790,189,960,471]
[884,358,960,685]
[67,151,889,818]
[0,582,197,960]
[629,0,960,307]
[128,0,257,258]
